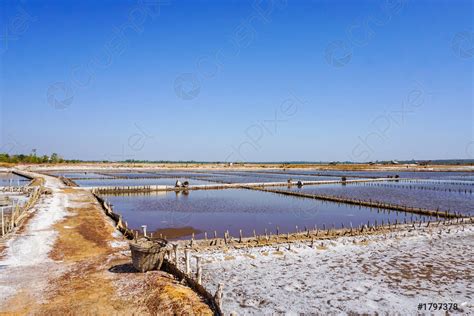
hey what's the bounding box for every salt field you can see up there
[285,181,474,215]
[198,224,474,315]
[195,172,341,183]
[48,172,114,179]
[255,169,474,181]
[75,177,213,187]
[0,173,29,187]
[1,166,473,315]
[85,169,474,242]
[102,188,435,239]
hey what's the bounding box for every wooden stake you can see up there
[214,283,224,311]
[185,248,191,275]
[173,244,178,267]
[196,256,202,285]
[1,207,4,236]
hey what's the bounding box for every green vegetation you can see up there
[0,152,64,164]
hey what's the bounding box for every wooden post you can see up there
[196,256,202,285]
[214,283,224,312]
[1,207,4,236]
[173,244,178,267]
[185,248,191,275]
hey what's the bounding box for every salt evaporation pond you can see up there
[285,181,474,215]
[101,172,212,179]
[138,171,340,183]
[49,172,113,179]
[102,189,434,239]
[255,169,474,181]
[0,173,29,186]
[0,191,29,214]
[146,171,230,178]
[75,177,213,187]
[193,173,340,184]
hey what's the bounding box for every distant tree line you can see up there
[0,153,64,164]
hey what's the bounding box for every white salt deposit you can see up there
[196,224,474,315]
[0,174,69,303]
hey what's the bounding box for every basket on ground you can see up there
[129,238,169,272]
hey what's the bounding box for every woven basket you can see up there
[130,238,168,272]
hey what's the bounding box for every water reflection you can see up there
[103,189,435,240]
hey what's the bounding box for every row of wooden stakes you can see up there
[1,187,42,237]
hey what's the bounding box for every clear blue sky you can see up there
[1,0,473,162]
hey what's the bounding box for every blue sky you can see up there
[0,0,473,162]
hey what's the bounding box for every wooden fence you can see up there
[175,215,474,251]
[88,177,405,194]
[1,187,42,238]
[250,186,463,219]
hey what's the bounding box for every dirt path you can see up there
[0,170,212,315]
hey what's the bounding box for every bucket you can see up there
[129,238,169,272]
